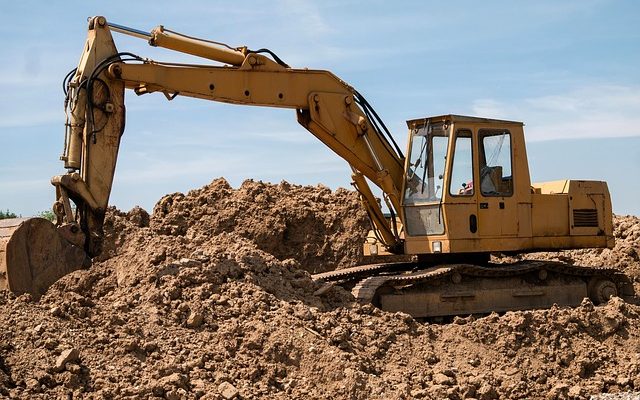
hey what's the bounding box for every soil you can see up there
[0,178,639,399]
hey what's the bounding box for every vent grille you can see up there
[573,209,598,227]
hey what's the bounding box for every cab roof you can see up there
[406,114,524,128]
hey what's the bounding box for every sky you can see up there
[0,0,639,216]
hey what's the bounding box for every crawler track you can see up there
[312,260,634,318]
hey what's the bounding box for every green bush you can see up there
[38,210,56,222]
[0,209,18,219]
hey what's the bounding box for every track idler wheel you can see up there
[0,218,90,297]
[588,278,618,305]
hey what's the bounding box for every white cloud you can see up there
[470,85,640,141]
[276,0,331,37]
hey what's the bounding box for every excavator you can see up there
[0,17,633,317]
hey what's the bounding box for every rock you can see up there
[49,306,62,317]
[547,382,569,400]
[447,387,461,400]
[122,338,139,352]
[579,297,594,312]
[442,369,457,377]
[461,384,477,399]
[25,377,39,390]
[128,206,150,227]
[186,311,204,328]
[159,373,188,390]
[536,372,548,384]
[218,381,238,399]
[33,323,44,335]
[434,372,455,386]
[616,376,630,387]
[477,383,498,400]
[426,353,440,364]
[313,282,335,296]
[410,388,428,398]
[143,341,158,353]
[568,385,583,398]
[54,348,79,372]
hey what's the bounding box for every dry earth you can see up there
[0,179,639,399]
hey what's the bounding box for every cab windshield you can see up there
[404,122,449,205]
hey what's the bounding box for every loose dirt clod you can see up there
[54,348,79,372]
[0,179,638,399]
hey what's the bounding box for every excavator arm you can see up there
[1,16,407,296]
[58,16,406,257]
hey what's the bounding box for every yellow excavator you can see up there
[0,17,633,316]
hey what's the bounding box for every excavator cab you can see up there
[365,114,614,260]
[396,115,530,257]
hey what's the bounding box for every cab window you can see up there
[404,123,449,205]
[479,130,513,196]
[449,130,474,196]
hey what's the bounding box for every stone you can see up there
[218,381,238,399]
[616,376,630,386]
[447,387,461,400]
[426,353,440,364]
[547,383,569,400]
[434,372,455,386]
[143,341,158,353]
[33,324,44,335]
[461,384,477,399]
[44,339,57,350]
[25,378,39,390]
[477,383,498,400]
[568,385,584,398]
[54,348,79,372]
[186,311,204,328]
[160,372,187,388]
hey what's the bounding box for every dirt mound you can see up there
[0,179,639,399]
[147,178,368,274]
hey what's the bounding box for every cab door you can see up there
[445,129,479,239]
[476,129,518,237]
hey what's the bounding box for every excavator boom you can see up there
[1,16,405,296]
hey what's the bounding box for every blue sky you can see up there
[1,0,638,216]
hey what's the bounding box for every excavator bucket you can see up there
[0,218,89,297]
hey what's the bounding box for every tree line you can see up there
[0,209,55,221]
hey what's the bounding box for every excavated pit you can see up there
[0,178,639,399]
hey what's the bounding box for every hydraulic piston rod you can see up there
[107,21,152,40]
[106,19,247,66]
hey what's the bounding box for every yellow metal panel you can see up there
[444,203,478,239]
[517,203,532,237]
[531,193,569,236]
